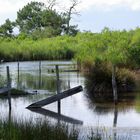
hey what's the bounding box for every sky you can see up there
[0,0,140,32]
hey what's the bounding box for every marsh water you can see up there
[0,61,140,137]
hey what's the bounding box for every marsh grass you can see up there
[0,120,79,140]
[0,36,77,61]
[0,119,133,140]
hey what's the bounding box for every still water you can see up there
[0,61,140,130]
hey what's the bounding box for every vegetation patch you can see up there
[85,62,136,99]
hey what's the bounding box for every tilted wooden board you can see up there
[27,85,83,108]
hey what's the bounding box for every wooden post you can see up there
[39,61,41,74]
[39,61,41,88]
[112,64,118,104]
[17,61,19,88]
[68,74,70,89]
[7,66,11,110]
[17,61,19,77]
[56,65,61,114]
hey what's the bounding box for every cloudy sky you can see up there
[0,0,140,32]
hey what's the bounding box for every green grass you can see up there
[0,35,77,61]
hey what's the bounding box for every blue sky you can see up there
[77,7,140,32]
[0,0,140,32]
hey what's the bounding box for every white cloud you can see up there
[0,0,140,15]
[78,0,140,11]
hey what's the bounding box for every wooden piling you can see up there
[7,66,11,110]
[56,65,61,114]
[17,61,19,78]
[17,61,19,88]
[112,64,118,104]
[39,61,41,74]
[39,61,41,88]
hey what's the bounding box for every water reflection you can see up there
[27,107,83,125]
[85,91,135,115]
[16,73,57,91]
[84,68,140,127]
[84,78,140,128]
[1,69,75,93]
[0,61,76,91]
[113,104,118,127]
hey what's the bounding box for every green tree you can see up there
[40,9,65,36]
[16,1,66,37]
[16,2,45,34]
[0,19,15,37]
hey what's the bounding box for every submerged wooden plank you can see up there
[28,108,83,125]
[0,87,10,94]
[63,69,79,72]
[27,85,83,108]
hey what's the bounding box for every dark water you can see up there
[0,61,140,137]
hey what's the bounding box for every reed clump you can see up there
[0,120,79,140]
